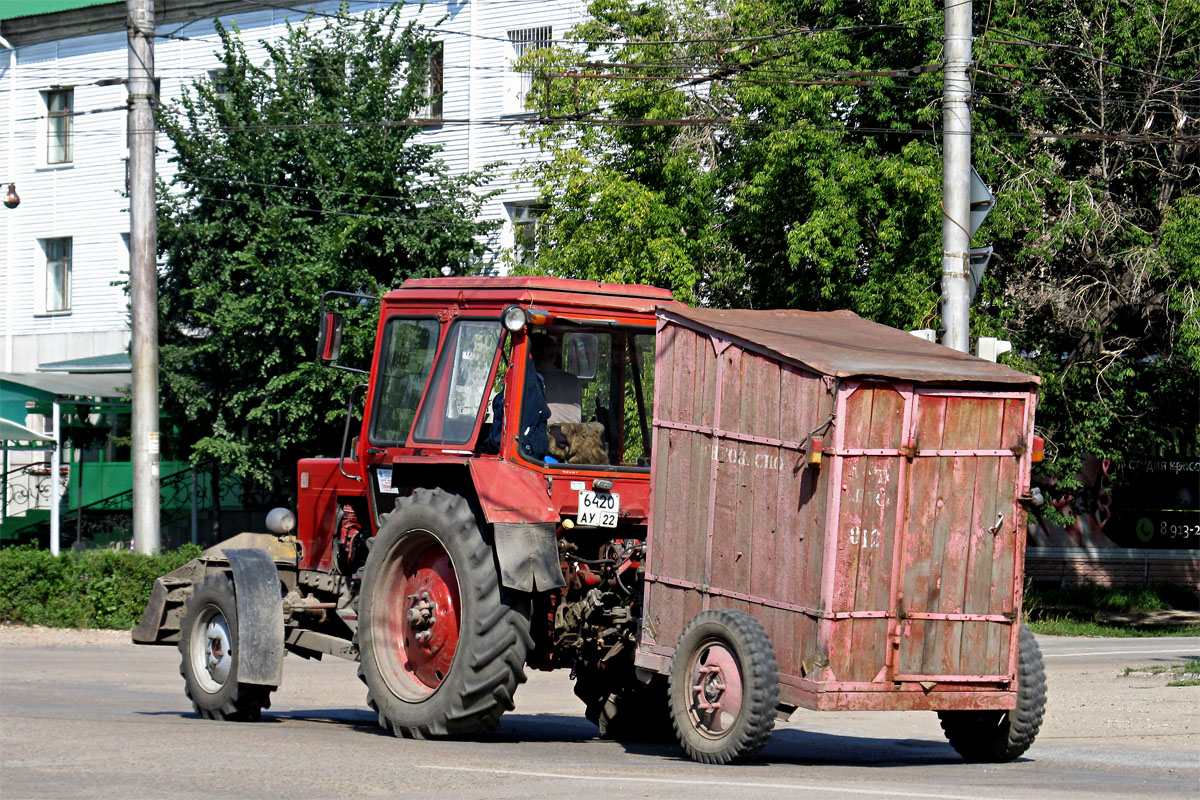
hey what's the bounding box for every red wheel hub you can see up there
[686,640,744,737]
[378,534,461,697]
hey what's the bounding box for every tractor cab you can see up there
[311,277,680,574]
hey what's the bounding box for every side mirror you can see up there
[318,312,344,361]
[565,332,599,380]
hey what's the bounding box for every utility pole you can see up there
[128,0,160,553]
[941,0,973,353]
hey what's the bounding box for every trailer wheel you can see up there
[668,609,778,764]
[357,488,532,738]
[938,624,1047,762]
[178,572,273,721]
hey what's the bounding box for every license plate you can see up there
[577,490,619,528]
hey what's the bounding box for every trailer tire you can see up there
[938,624,1046,762]
[179,572,273,721]
[357,488,532,738]
[668,609,778,764]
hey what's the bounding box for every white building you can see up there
[1,0,582,374]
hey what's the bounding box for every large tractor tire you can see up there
[178,572,273,721]
[668,609,779,764]
[937,624,1047,762]
[357,488,532,738]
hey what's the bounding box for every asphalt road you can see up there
[1,629,1197,800]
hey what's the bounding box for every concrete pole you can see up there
[128,0,160,554]
[2,36,16,373]
[50,399,60,556]
[941,0,973,353]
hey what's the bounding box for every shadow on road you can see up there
[136,707,992,767]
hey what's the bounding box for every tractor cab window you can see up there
[519,326,655,469]
[369,317,440,445]
[413,319,503,445]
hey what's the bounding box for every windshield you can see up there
[413,319,504,444]
[369,317,440,445]
[520,326,655,469]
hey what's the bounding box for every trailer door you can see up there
[892,389,1033,685]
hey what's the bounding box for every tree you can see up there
[158,5,498,490]
[970,0,1199,482]
[519,0,1198,488]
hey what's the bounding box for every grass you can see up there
[1122,657,1200,687]
[1028,617,1200,637]
[1024,583,1200,638]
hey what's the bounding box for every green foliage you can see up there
[157,4,498,488]
[520,0,946,320]
[0,545,203,630]
[520,0,1199,491]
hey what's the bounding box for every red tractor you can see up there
[136,276,1046,764]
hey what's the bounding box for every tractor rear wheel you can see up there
[178,572,273,721]
[668,609,778,764]
[357,488,532,738]
[937,624,1047,762]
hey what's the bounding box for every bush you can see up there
[0,545,203,630]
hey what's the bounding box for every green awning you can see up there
[0,0,118,22]
[1,373,130,443]
[0,418,52,442]
[38,352,131,373]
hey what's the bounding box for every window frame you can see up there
[421,41,444,121]
[41,237,73,314]
[514,322,657,473]
[366,315,443,447]
[44,88,73,165]
[410,317,505,447]
[505,26,552,115]
[505,202,546,266]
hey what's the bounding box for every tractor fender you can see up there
[387,458,565,592]
[468,460,565,592]
[224,548,285,687]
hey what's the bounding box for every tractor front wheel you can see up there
[357,488,532,738]
[179,572,273,721]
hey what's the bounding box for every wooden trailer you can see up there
[635,307,1045,763]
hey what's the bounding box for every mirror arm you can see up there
[338,383,369,482]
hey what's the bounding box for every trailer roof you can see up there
[661,307,1040,385]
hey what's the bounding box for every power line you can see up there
[983,28,1195,84]
[6,100,1195,145]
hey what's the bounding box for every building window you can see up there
[418,42,444,120]
[208,69,232,98]
[46,89,73,164]
[506,26,551,114]
[43,238,72,312]
[506,203,545,265]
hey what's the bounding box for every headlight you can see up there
[502,305,527,332]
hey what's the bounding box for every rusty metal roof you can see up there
[661,307,1040,385]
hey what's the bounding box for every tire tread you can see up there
[356,488,530,738]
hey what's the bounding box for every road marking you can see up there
[1043,647,1200,659]
[420,765,1026,800]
